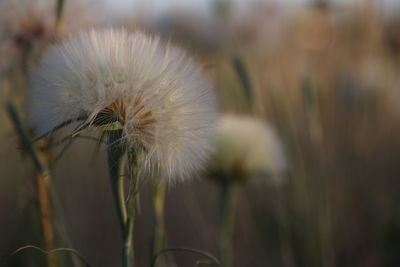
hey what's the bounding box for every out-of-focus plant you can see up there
[208,114,288,267]
[5,102,57,266]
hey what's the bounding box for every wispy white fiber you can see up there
[27,28,218,181]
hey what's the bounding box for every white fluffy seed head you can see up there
[27,28,218,182]
[209,115,288,184]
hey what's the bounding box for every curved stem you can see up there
[9,245,91,267]
[151,247,220,267]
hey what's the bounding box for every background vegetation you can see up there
[2,0,400,266]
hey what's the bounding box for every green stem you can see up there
[150,183,166,264]
[107,130,127,231]
[123,215,135,267]
[107,130,136,267]
[219,182,236,267]
[117,170,127,226]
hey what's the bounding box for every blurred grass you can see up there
[2,1,400,267]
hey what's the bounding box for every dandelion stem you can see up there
[107,130,137,267]
[117,167,128,225]
[150,183,167,264]
[219,182,236,267]
[107,130,127,231]
[123,210,135,267]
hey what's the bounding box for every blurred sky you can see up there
[102,0,400,16]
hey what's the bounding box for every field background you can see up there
[2,0,400,267]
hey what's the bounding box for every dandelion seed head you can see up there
[27,28,218,182]
[209,115,288,184]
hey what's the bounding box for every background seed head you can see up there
[209,114,288,184]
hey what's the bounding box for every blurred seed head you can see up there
[209,114,288,184]
[0,0,55,74]
[1,0,59,46]
[27,28,218,182]
[0,0,95,80]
